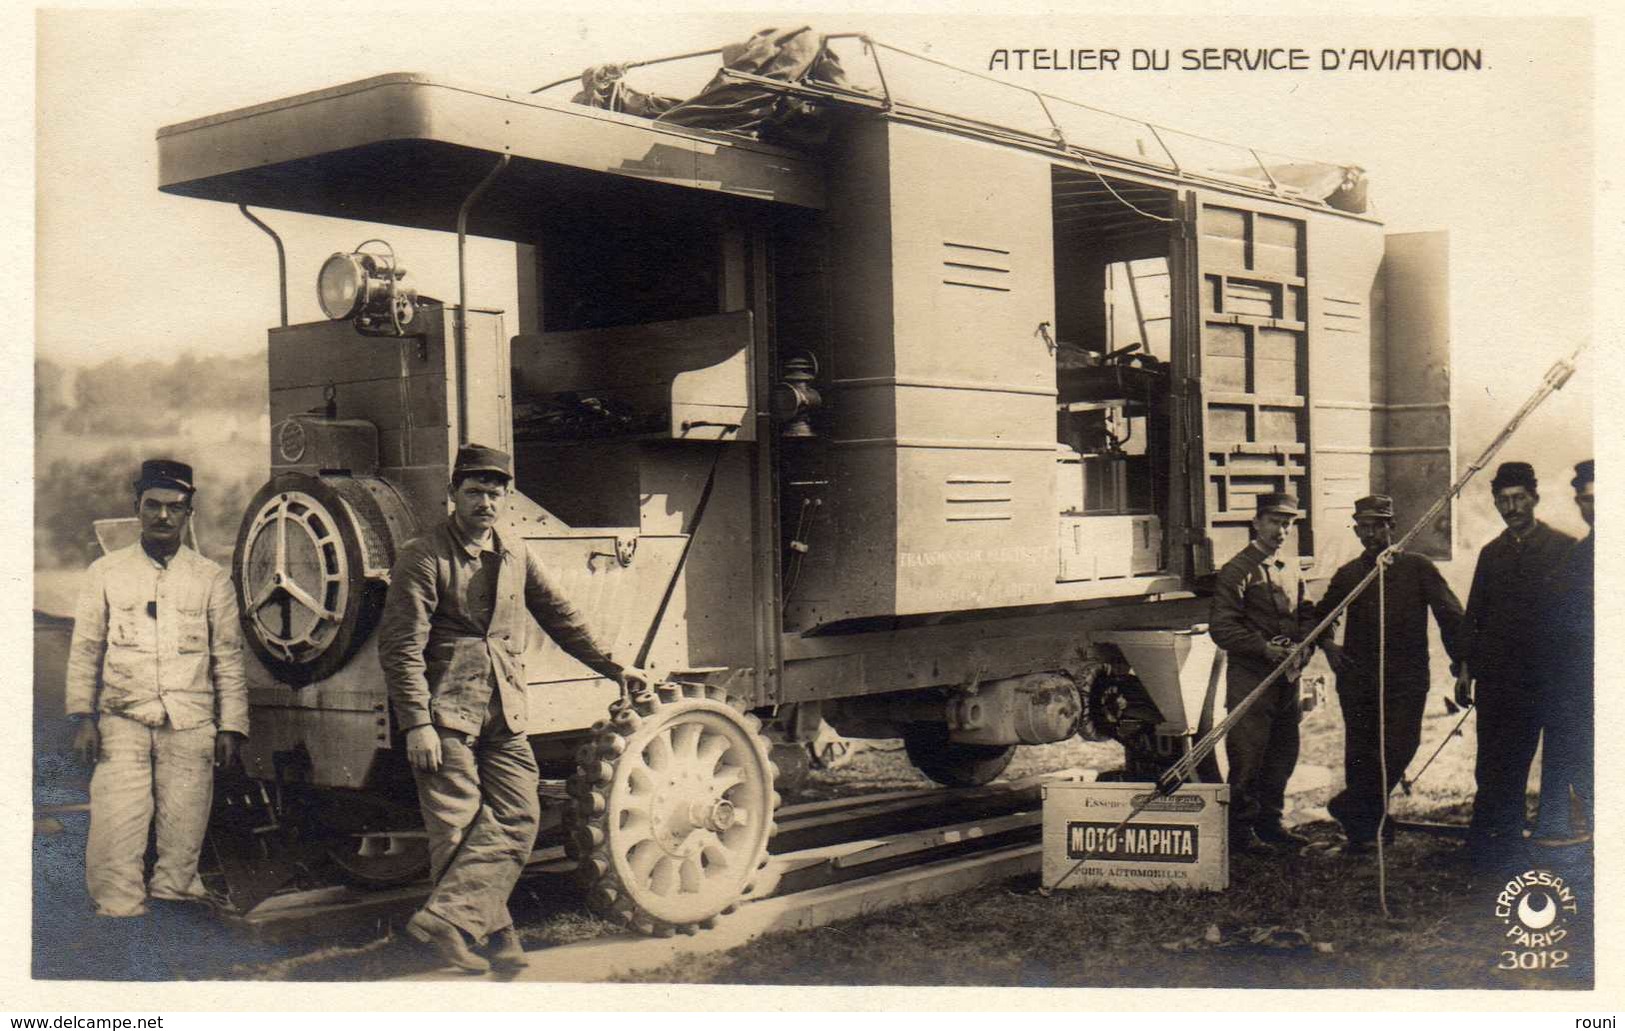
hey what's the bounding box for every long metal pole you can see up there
[1376,568,1390,915]
[455,155,511,446]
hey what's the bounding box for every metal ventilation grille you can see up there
[944,475,1014,522]
[1321,295,1367,336]
[941,241,1012,293]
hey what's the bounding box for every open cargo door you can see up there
[1178,191,1314,576]
[1373,231,1453,560]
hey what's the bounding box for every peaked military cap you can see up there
[1572,459,1594,489]
[1491,461,1537,493]
[1255,492,1302,517]
[1353,494,1395,520]
[454,443,513,481]
[133,458,195,494]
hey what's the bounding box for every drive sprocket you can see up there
[564,682,779,936]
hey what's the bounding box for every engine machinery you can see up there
[154,37,1453,933]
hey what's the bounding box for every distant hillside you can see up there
[35,352,270,570]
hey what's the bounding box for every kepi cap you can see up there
[454,443,512,481]
[134,458,195,495]
[1255,491,1302,517]
[1572,459,1594,489]
[1491,461,1537,493]
[1353,494,1395,520]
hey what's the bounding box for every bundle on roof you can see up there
[1259,161,1369,213]
[573,26,850,146]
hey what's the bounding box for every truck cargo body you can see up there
[157,69,1451,789]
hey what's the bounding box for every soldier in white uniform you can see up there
[65,459,248,917]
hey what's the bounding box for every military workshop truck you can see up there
[151,29,1453,934]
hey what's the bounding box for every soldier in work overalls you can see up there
[65,458,249,917]
[378,444,651,973]
[1209,492,1313,853]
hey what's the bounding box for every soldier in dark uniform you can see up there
[1534,459,1593,845]
[1457,461,1575,869]
[1209,492,1313,852]
[1315,494,1464,854]
[378,444,651,972]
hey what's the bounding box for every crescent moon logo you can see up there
[1518,891,1557,930]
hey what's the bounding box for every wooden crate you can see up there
[1041,781,1229,892]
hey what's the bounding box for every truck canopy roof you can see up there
[157,73,827,237]
[157,33,1369,234]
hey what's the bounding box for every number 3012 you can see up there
[1498,950,1568,970]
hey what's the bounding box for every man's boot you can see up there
[487,927,527,972]
[407,908,490,974]
[1230,824,1272,855]
[1254,823,1311,848]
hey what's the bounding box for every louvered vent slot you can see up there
[1322,295,1366,335]
[942,241,1012,293]
[944,475,1014,522]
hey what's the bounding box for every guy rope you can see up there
[1049,344,1584,892]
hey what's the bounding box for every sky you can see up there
[31,9,1604,552]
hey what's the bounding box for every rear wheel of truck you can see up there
[768,740,813,796]
[901,724,1016,787]
[565,683,779,936]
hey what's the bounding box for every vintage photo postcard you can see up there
[13,3,1619,1014]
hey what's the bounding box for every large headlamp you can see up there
[317,241,418,335]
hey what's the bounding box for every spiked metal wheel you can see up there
[565,682,779,936]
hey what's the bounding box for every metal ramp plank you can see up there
[405,842,1041,983]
